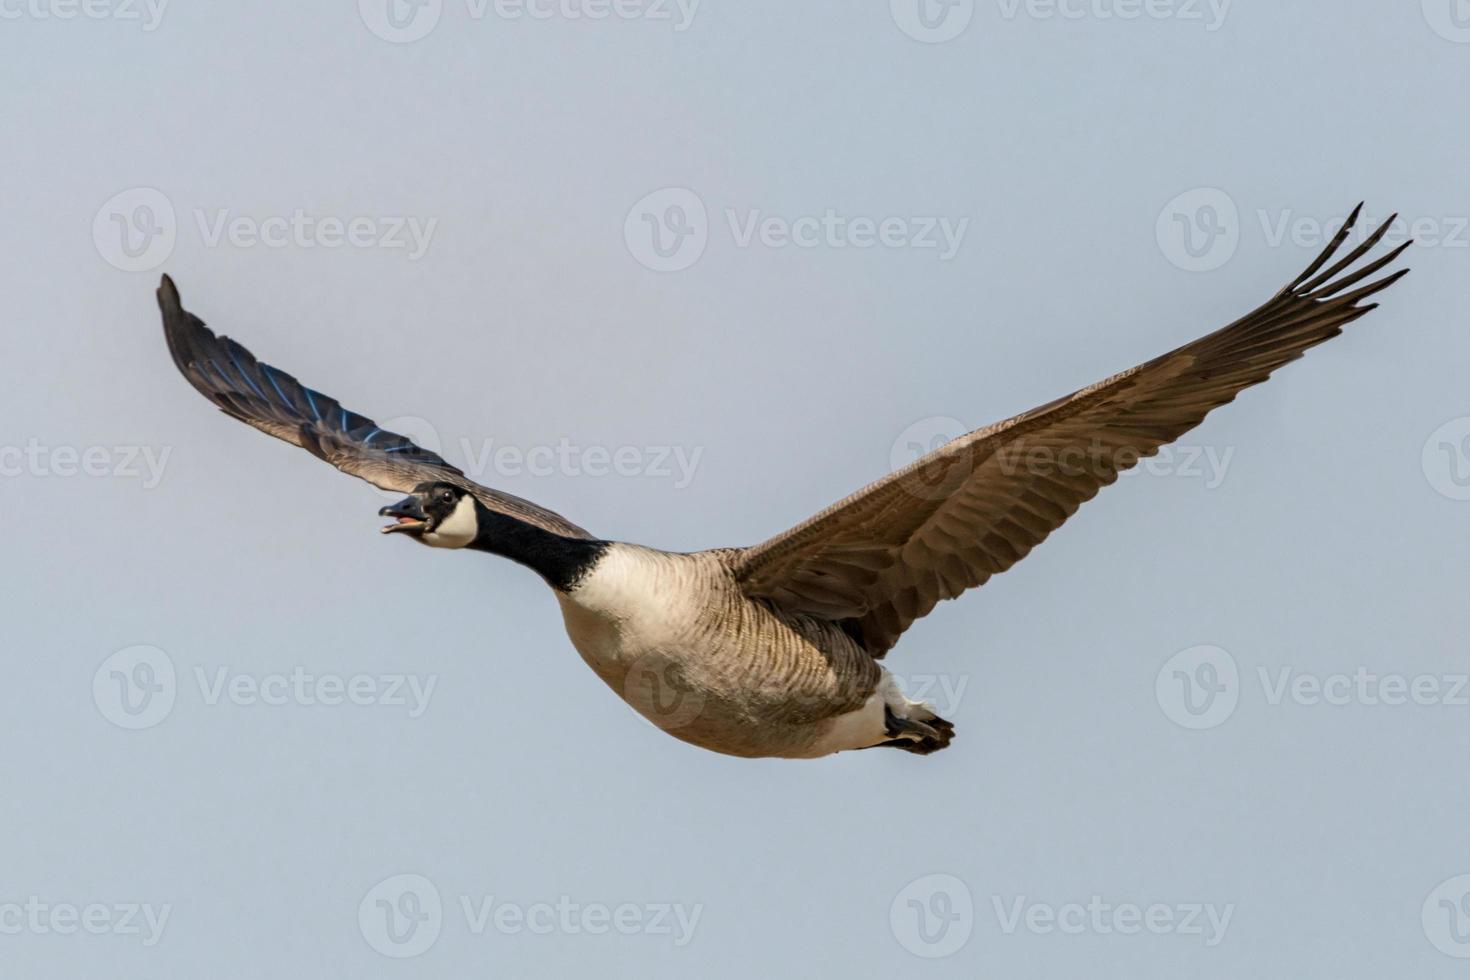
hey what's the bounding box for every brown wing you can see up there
[157,275,593,539]
[731,205,1412,656]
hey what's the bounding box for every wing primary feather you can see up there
[729,202,1412,657]
[157,274,595,539]
[260,364,294,410]
[1298,213,1398,294]
[1310,239,1414,299]
[1286,201,1363,291]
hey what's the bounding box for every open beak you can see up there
[379,495,429,535]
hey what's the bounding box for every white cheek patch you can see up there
[422,495,478,549]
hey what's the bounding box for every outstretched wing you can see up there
[731,205,1412,656]
[157,275,593,539]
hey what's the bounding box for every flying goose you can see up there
[157,205,1410,758]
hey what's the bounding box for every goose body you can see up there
[556,545,932,757]
[154,204,1411,759]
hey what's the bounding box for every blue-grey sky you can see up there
[3,1,1469,976]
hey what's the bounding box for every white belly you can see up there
[551,544,904,758]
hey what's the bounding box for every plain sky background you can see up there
[3,0,1469,976]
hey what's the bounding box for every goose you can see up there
[156,204,1410,759]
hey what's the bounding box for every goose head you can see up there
[379,482,480,548]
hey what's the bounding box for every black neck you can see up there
[466,502,608,592]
